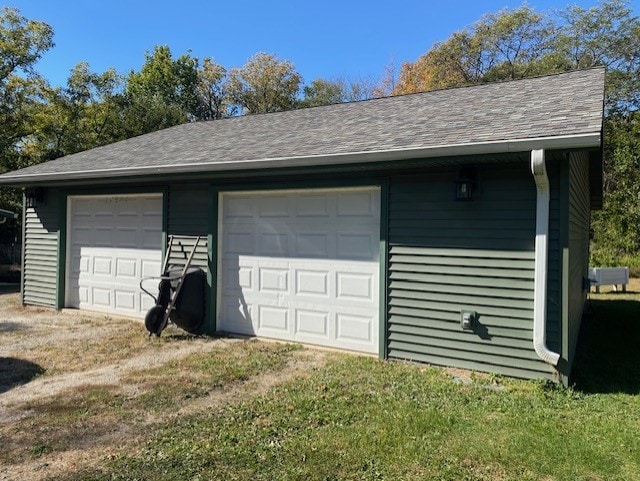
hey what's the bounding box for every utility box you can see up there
[461,311,476,331]
[588,267,629,293]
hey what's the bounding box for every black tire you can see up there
[145,305,166,336]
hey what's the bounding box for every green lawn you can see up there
[81,360,638,481]
[63,291,639,481]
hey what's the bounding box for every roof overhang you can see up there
[0,132,602,187]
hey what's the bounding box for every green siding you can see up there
[23,189,60,307]
[16,152,595,382]
[566,152,591,369]
[546,158,562,354]
[386,163,556,380]
[166,183,210,267]
[166,184,212,333]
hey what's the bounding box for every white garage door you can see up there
[66,194,163,318]
[219,187,380,354]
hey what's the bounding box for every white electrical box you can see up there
[461,311,476,330]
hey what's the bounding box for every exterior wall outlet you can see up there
[461,311,476,330]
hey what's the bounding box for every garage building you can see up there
[0,68,605,385]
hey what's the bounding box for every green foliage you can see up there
[394,5,564,93]
[0,6,53,168]
[228,52,302,114]
[300,76,379,108]
[591,112,640,267]
[558,0,640,112]
[194,57,234,120]
[26,62,125,160]
[0,7,53,237]
[300,78,347,107]
[395,1,640,100]
[124,45,199,133]
[0,6,53,82]
[448,6,561,84]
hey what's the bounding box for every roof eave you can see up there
[0,132,602,186]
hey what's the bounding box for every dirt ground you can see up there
[0,291,329,481]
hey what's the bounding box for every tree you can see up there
[300,78,347,108]
[591,112,640,265]
[372,58,398,98]
[342,76,379,102]
[0,7,53,169]
[391,0,640,266]
[227,52,301,114]
[557,0,640,112]
[124,46,199,134]
[300,76,380,108]
[0,7,53,83]
[194,58,234,120]
[393,5,561,94]
[0,7,53,218]
[26,62,125,161]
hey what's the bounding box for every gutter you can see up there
[0,132,600,186]
[530,149,561,366]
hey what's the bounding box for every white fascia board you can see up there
[0,132,601,184]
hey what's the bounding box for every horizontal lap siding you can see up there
[23,189,59,307]
[546,159,562,354]
[567,152,590,367]
[166,185,210,273]
[387,165,556,380]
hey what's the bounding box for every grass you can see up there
[61,280,640,481]
[2,284,639,480]
[0,340,301,467]
[67,356,640,481]
[1,314,172,378]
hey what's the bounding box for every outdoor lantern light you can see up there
[454,167,478,201]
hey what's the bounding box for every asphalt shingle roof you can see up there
[0,68,605,184]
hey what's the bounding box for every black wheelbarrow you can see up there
[140,236,205,336]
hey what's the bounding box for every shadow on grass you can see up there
[0,321,28,333]
[0,357,46,393]
[571,299,640,394]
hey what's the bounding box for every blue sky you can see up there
[6,0,640,87]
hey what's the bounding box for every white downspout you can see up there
[531,149,560,366]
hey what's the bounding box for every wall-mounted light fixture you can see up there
[25,188,45,208]
[454,166,478,201]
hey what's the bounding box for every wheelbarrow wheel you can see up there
[145,305,166,336]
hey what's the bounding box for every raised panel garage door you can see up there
[219,187,380,354]
[66,194,163,318]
